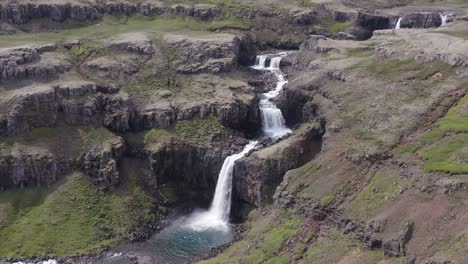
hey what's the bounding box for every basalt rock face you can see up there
[352,12,391,40]
[0,1,223,25]
[80,137,125,190]
[147,140,244,204]
[232,122,324,211]
[0,46,71,83]
[0,147,61,188]
[400,12,442,28]
[163,33,246,74]
[0,81,125,136]
[0,134,125,190]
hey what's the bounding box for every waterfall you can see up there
[188,141,258,231]
[253,53,292,139]
[440,14,448,26]
[395,17,402,29]
[185,52,291,232]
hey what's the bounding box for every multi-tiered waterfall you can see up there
[99,52,293,263]
[253,53,292,139]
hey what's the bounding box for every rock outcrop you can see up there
[80,136,125,190]
[0,81,125,136]
[163,33,244,74]
[0,0,224,25]
[233,122,324,208]
[400,12,442,28]
[0,145,60,188]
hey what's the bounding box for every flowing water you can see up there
[440,14,448,26]
[395,17,402,29]
[253,53,292,139]
[16,53,291,264]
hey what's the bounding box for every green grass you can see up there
[300,228,350,264]
[396,93,468,174]
[320,17,352,34]
[0,172,160,259]
[348,172,405,219]
[420,134,468,174]
[208,18,255,30]
[199,215,301,263]
[0,15,211,48]
[360,58,452,81]
[144,116,232,150]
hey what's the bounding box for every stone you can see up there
[400,12,442,28]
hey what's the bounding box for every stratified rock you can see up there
[0,47,70,82]
[0,145,60,188]
[233,122,324,207]
[0,81,127,136]
[291,9,317,25]
[193,4,221,20]
[400,12,442,28]
[353,12,390,40]
[85,57,138,78]
[0,22,15,35]
[163,33,243,74]
[108,32,156,55]
[383,221,414,257]
[80,136,125,190]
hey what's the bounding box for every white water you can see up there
[13,260,57,264]
[440,14,448,26]
[253,53,292,139]
[395,17,402,29]
[187,141,258,231]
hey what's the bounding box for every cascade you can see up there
[440,14,448,26]
[95,51,294,263]
[395,17,402,29]
[253,52,292,139]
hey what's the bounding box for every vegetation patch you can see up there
[320,17,352,34]
[0,172,160,259]
[360,58,452,81]
[199,214,301,264]
[144,116,231,150]
[348,172,405,219]
[397,93,468,174]
[300,228,351,264]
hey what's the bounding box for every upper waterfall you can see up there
[253,53,292,139]
[440,14,448,26]
[395,17,402,29]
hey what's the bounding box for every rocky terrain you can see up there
[0,0,467,263]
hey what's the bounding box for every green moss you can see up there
[397,93,468,174]
[0,172,160,259]
[420,134,468,174]
[78,127,118,147]
[359,58,452,81]
[300,228,351,264]
[264,256,290,264]
[320,17,352,34]
[348,172,405,219]
[144,129,172,150]
[345,48,374,58]
[175,116,230,145]
[159,183,178,204]
[68,45,93,57]
[208,18,255,30]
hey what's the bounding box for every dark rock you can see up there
[400,12,442,28]
[383,221,414,257]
